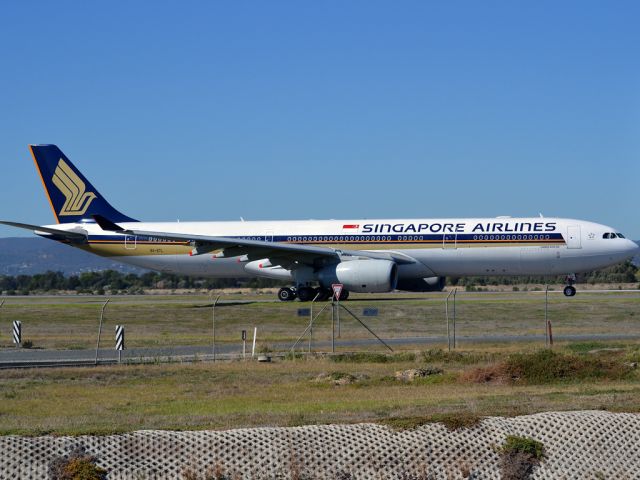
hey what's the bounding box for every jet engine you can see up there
[318,259,398,293]
[396,276,446,292]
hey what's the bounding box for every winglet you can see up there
[92,214,125,232]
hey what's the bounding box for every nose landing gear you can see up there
[563,274,577,297]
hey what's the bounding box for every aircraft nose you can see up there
[629,240,640,256]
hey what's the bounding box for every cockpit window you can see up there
[617,233,625,238]
[603,233,612,239]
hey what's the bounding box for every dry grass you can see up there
[1,345,639,436]
[0,292,639,436]
[380,411,484,431]
[460,350,633,385]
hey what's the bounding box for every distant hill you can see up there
[0,237,147,276]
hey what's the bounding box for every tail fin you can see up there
[29,144,137,224]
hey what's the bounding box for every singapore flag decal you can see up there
[342,224,359,230]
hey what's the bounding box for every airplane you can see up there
[1,145,638,301]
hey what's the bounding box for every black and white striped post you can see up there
[115,325,125,363]
[12,320,21,347]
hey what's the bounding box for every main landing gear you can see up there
[563,274,577,297]
[277,287,296,302]
[277,287,350,302]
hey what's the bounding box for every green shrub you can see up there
[501,435,544,459]
[505,349,630,383]
[499,436,544,480]
[463,350,632,385]
[48,446,107,480]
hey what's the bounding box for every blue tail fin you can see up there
[29,144,137,224]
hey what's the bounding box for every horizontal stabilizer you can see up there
[0,220,87,240]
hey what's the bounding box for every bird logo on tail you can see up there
[51,158,97,216]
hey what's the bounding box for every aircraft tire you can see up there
[278,287,296,302]
[297,287,315,302]
[563,285,577,297]
[339,289,350,301]
[315,288,330,302]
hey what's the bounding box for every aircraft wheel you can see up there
[315,287,330,302]
[297,286,315,302]
[278,287,296,302]
[339,289,350,301]
[563,285,576,297]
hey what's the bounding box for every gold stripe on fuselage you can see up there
[83,239,564,257]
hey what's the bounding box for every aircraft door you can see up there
[443,233,457,249]
[124,235,137,250]
[264,231,274,242]
[566,225,581,249]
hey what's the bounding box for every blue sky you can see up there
[1,1,638,238]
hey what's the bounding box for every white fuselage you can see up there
[45,216,638,283]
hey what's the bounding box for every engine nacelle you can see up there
[396,276,446,292]
[318,260,398,293]
[244,259,293,280]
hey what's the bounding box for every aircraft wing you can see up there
[92,215,416,267]
[0,220,87,241]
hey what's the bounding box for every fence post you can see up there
[453,288,457,349]
[544,285,549,347]
[212,295,220,362]
[445,290,454,351]
[95,299,110,365]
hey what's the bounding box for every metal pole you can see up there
[95,299,110,365]
[309,292,320,353]
[544,285,549,347]
[337,297,341,338]
[339,304,394,352]
[445,290,453,351]
[252,327,257,358]
[453,288,457,349]
[212,295,220,362]
[0,300,4,343]
[331,300,335,353]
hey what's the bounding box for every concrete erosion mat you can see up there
[2,411,639,479]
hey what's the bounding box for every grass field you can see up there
[1,345,640,436]
[0,290,639,350]
[0,291,639,436]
